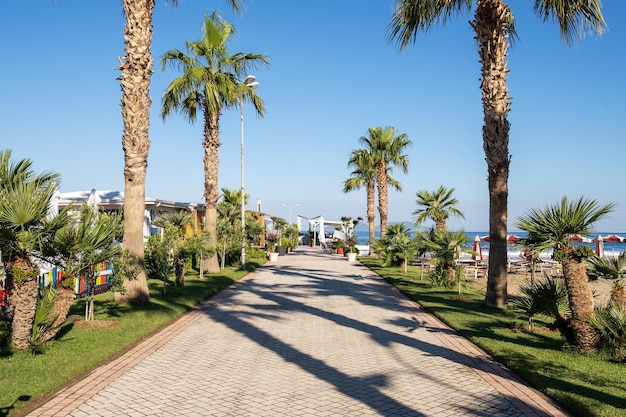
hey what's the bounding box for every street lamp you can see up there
[241,75,259,269]
[281,203,300,224]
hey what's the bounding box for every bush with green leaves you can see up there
[29,286,58,354]
[415,228,470,283]
[427,268,458,289]
[375,223,419,272]
[511,276,570,334]
[590,304,626,361]
[246,247,267,259]
[145,233,173,281]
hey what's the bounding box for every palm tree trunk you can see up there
[10,280,39,350]
[203,110,221,273]
[115,0,154,304]
[563,258,599,352]
[376,163,388,239]
[367,179,376,254]
[174,258,185,287]
[3,253,40,350]
[610,284,626,310]
[473,0,512,309]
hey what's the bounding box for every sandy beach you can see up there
[468,270,614,307]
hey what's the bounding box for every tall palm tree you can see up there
[359,126,410,239]
[161,12,268,273]
[117,0,242,303]
[343,149,377,251]
[0,149,64,350]
[516,196,615,352]
[413,185,465,232]
[388,0,606,309]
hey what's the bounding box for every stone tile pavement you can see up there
[21,246,571,417]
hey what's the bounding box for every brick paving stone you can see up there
[23,247,571,417]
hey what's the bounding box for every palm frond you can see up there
[388,0,472,49]
[533,0,606,46]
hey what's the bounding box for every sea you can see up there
[352,229,626,259]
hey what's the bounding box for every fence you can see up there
[38,261,114,299]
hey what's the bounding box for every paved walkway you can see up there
[23,247,570,417]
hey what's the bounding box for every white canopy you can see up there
[302,215,343,245]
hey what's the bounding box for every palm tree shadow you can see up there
[200,267,550,416]
[0,395,31,417]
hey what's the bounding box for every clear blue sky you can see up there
[1,1,624,232]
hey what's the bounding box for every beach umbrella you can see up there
[472,235,483,261]
[595,235,604,257]
[570,234,593,243]
[507,234,520,243]
[480,234,520,243]
[604,234,625,243]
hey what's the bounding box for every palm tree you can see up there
[117,0,242,304]
[587,253,626,310]
[358,126,410,239]
[383,223,416,273]
[161,12,268,273]
[388,0,606,309]
[0,149,63,350]
[48,206,123,330]
[516,196,615,352]
[417,228,470,284]
[413,185,465,232]
[152,211,193,287]
[219,187,248,224]
[343,149,377,252]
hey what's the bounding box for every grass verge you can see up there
[359,256,626,417]
[0,259,263,416]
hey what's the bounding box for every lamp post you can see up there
[281,203,299,224]
[241,75,259,269]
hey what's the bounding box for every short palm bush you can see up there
[590,304,626,361]
[510,276,570,333]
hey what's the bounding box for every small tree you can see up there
[377,223,417,273]
[181,229,214,278]
[417,228,470,292]
[284,224,300,249]
[145,233,173,288]
[52,206,123,324]
[216,215,241,269]
[516,196,615,352]
[152,212,193,288]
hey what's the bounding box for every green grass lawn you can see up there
[360,256,626,417]
[0,259,263,416]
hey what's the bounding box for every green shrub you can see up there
[246,247,267,259]
[29,286,58,354]
[145,234,172,280]
[590,304,626,361]
[0,321,11,356]
[510,276,570,334]
[427,269,456,289]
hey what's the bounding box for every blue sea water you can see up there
[352,229,626,257]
